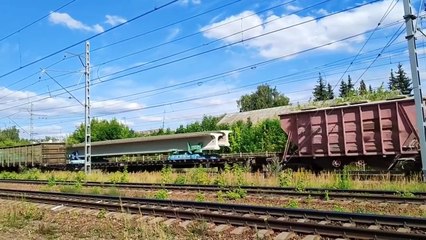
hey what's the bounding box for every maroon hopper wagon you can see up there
[279,97,424,170]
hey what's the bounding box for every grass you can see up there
[1,167,426,192]
[0,200,222,240]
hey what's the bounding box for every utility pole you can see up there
[403,0,426,181]
[29,103,34,141]
[84,41,91,174]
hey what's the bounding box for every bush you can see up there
[154,189,169,200]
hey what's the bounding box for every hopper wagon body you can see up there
[279,97,424,170]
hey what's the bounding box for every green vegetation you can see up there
[312,73,334,101]
[237,84,290,112]
[154,189,169,200]
[67,118,140,144]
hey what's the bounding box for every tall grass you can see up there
[1,167,425,192]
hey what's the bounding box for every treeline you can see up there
[312,63,412,102]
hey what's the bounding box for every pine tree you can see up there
[368,85,374,93]
[388,69,397,90]
[359,80,367,95]
[394,63,412,95]
[339,80,348,98]
[347,75,354,96]
[312,73,328,101]
[327,83,334,100]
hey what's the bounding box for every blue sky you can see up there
[0,0,425,140]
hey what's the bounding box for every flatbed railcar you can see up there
[279,96,424,171]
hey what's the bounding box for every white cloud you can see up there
[179,0,201,5]
[166,28,181,41]
[105,15,127,26]
[49,12,104,33]
[285,4,302,12]
[315,8,329,16]
[139,116,163,122]
[201,0,403,59]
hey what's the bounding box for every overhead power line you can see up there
[0,0,180,80]
[0,0,78,43]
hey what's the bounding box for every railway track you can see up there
[0,188,424,239]
[0,179,425,204]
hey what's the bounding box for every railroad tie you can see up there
[301,235,321,240]
[213,224,231,233]
[274,232,296,240]
[230,226,249,235]
[253,229,274,239]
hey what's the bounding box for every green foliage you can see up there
[0,171,18,179]
[107,187,120,196]
[0,126,29,147]
[175,115,227,134]
[237,84,290,112]
[189,167,210,185]
[59,182,82,194]
[22,169,41,180]
[313,73,332,101]
[324,190,330,201]
[89,187,102,195]
[278,169,293,187]
[160,165,173,185]
[359,80,367,95]
[336,167,352,190]
[3,204,44,228]
[389,63,412,95]
[47,175,56,187]
[229,119,286,153]
[174,175,187,185]
[97,209,107,219]
[396,191,415,198]
[286,199,299,208]
[333,204,345,212]
[74,171,86,183]
[67,118,140,144]
[195,192,205,202]
[225,188,247,200]
[154,189,169,200]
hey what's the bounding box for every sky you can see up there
[0,0,425,140]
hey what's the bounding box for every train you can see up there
[0,96,424,172]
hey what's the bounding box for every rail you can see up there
[0,188,424,239]
[0,179,424,203]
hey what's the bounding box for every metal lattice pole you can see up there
[84,41,91,173]
[403,0,426,180]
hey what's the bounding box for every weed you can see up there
[195,192,205,202]
[59,182,82,193]
[336,166,352,190]
[324,190,330,201]
[189,167,210,185]
[2,204,44,228]
[174,175,186,185]
[188,221,209,237]
[225,188,247,200]
[47,175,56,187]
[287,199,299,208]
[97,209,107,219]
[333,204,345,212]
[397,191,415,198]
[154,189,169,200]
[160,165,173,185]
[216,190,225,202]
[278,169,293,187]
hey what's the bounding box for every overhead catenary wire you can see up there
[0,0,180,80]
[0,0,78,43]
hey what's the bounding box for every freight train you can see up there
[0,96,424,172]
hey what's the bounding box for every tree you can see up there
[326,83,334,100]
[359,80,367,95]
[67,118,140,144]
[0,126,28,147]
[312,73,328,101]
[347,75,354,93]
[339,80,348,98]
[368,85,374,93]
[388,68,397,90]
[237,84,290,112]
[394,63,412,95]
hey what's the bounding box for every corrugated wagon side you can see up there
[279,97,423,170]
[0,143,66,169]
